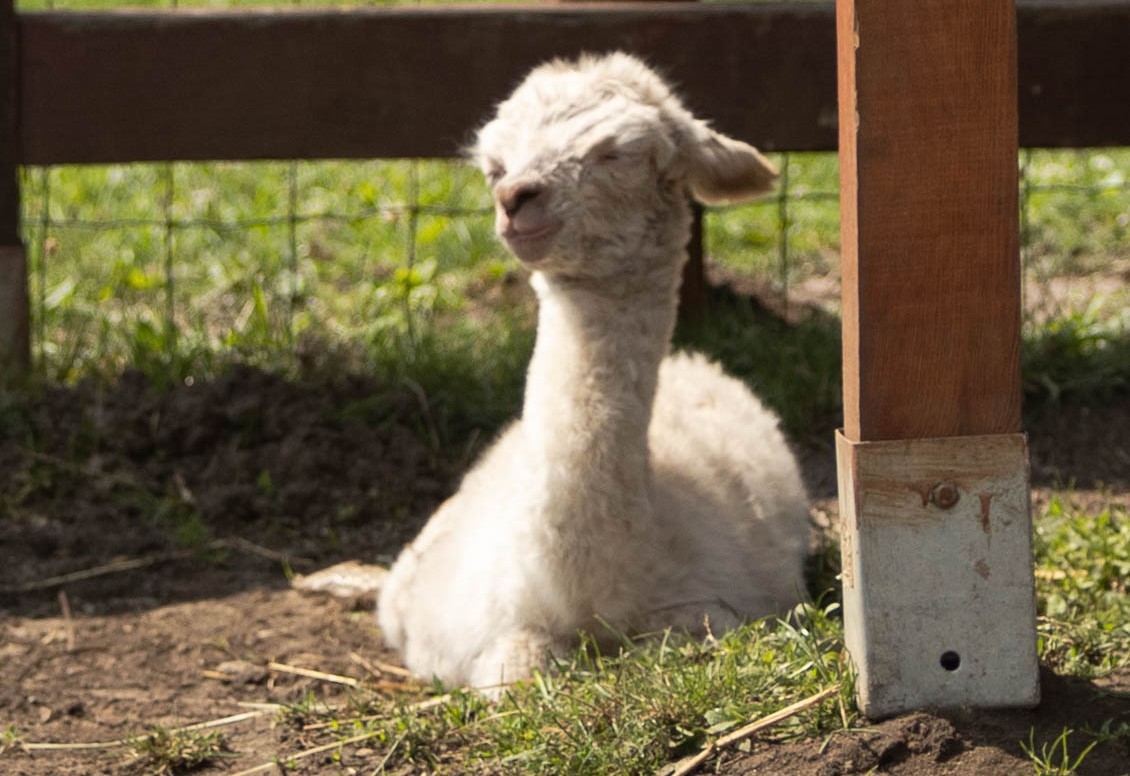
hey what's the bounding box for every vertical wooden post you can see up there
[678,202,707,321]
[835,0,1039,718]
[0,0,28,374]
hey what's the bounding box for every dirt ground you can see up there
[2,359,1129,774]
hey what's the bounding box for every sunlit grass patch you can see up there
[707,152,840,285]
[1034,497,1130,677]
[270,602,851,775]
[1022,148,1130,274]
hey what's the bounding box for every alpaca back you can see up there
[646,352,810,620]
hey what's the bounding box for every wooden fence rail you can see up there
[16,1,1130,167]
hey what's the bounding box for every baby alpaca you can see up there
[378,52,810,690]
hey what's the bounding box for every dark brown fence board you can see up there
[1018,0,1130,149]
[15,1,1130,165]
[17,4,838,165]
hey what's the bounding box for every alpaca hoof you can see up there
[469,629,560,694]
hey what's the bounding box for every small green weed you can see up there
[276,690,335,728]
[0,725,21,754]
[125,725,230,775]
[1020,727,1099,776]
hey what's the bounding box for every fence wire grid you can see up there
[18,147,1130,382]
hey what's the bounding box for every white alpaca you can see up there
[377,52,810,690]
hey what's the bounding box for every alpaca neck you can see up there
[521,264,682,521]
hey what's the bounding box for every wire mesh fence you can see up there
[15,155,806,379]
[19,147,1130,382]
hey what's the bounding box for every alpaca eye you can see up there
[486,166,506,185]
[589,139,623,165]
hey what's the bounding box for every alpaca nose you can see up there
[499,183,545,218]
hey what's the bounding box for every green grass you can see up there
[267,602,852,775]
[1023,149,1130,275]
[1034,497,1130,678]
[21,159,505,386]
[707,152,841,284]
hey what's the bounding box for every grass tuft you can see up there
[125,725,231,775]
[1020,727,1100,776]
[1023,304,1130,404]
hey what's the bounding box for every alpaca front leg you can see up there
[468,629,566,694]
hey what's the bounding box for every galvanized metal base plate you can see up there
[836,431,1040,719]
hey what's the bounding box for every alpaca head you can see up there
[471,52,777,280]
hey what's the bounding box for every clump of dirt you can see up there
[2,362,1129,774]
[728,669,1130,775]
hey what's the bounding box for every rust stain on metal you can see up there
[978,492,993,535]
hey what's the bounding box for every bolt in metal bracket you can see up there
[836,430,1040,719]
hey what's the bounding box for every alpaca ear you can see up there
[680,120,778,205]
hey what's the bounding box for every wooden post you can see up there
[835,0,1039,718]
[0,0,27,374]
[678,202,707,321]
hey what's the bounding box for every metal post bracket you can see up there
[836,430,1040,719]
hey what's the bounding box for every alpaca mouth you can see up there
[502,222,562,262]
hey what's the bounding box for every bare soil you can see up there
[2,358,1129,774]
